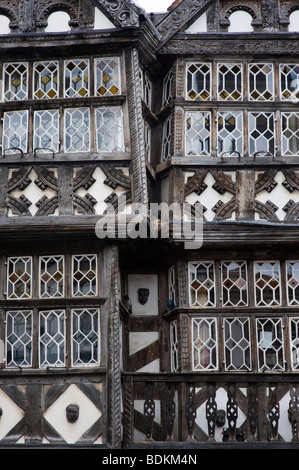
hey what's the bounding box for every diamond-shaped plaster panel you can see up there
[0,387,24,441]
[43,384,101,444]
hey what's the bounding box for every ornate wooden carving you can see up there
[144,382,155,440]
[206,383,217,441]
[248,384,258,441]
[288,386,299,442]
[162,383,176,440]
[227,384,238,441]
[268,386,280,440]
[185,383,196,440]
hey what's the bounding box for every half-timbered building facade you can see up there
[0,0,299,449]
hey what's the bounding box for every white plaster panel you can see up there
[43,384,101,444]
[185,172,236,221]
[128,274,158,315]
[129,332,159,355]
[0,387,24,440]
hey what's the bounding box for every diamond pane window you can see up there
[186,62,211,101]
[256,318,284,371]
[254,261,281,306]
[3,62,28,101]
[170,320,179,372]
[189,262,215,307]
[163,67,173,106]
[72,308,100,366]
[72,254,97,297]
[281,112,299,156]
[280,64,299,101]
[217,63,243,100]
[65,108,90,152]
[192,318,218,370]
[249,63,274,101]
[64,59,89,98]
[248,112,275,156]
[95,57,121,97]
[7,257,32,299]
[39,310,65,367]
[34,110,59,153]
[34,61,59,99]
[217,111,243,156]
[168,265,176,304]
[96,107,124,152]
[286,261,299,305]
[290,318,299,370]
[6,310,32,367]
[162,114,172,160]
[2,110,28,154]
[221,261,248,306]
[186,111,211,156]
[224,318,251,371]
[39,256,64,298]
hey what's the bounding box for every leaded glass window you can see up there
[186,62,211,100]
[249,63,274,101]
[254,261,281,306]
[7,257,32,299]
[256,318,284,371]
[39,310,65,367]
[39,256,64,298]
[280,64,299,101]
[290,318,299,370]
[34,110,59,153]
[96,107,124,152]
[248,112,275,156]
[221,261,248,306]
[217,111,243,156]
[286,261,299,305]
[72,254,97,297]
[170,320,179,372]
[162,114,172,161]
[72,308,100,366]
[224,317,251,371]
[3,62,28,101]
[189,262,215,307]
[95,57,121,96]
[185,111,211,156]
[192,318,218,370]
[64,59,89,98]
[2,110,28,154]
[162,67,173,106]
[34,61,59,100]
[65,108,90,152]
[168,265,176,304]
[217,63,243,101]
[281,112,299,155]
[6,310,32,367]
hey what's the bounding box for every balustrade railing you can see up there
[122,373,299,448]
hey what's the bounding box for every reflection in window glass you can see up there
[34,110,59,153]
[189,262,215,307]
[186,111,211,156]
[217,111,243,157]
[254,261,281,306]
[65,108,90,152]
[96,107,124,152]
[39,310,65,367]
[192,318,218,370]
[224,317,251,371]
[249,63,274,101]
[248,112,275,156]
[72,308,100,366]
[6,310,32,367]
[256,318,284,371]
